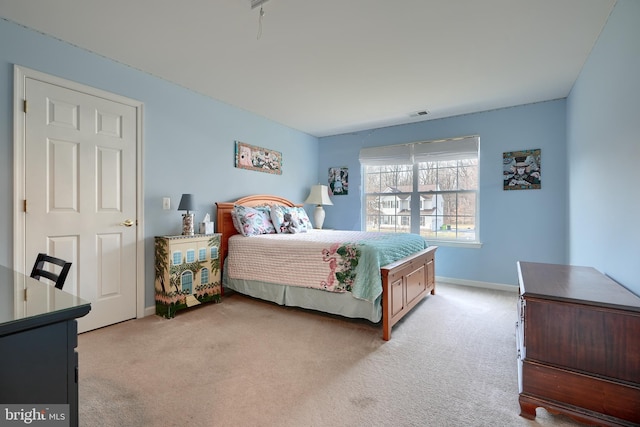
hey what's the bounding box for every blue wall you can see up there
[0,18,318,307]
[567,0,640,294]
[319,100,567,287]
[2,0,638,305]
[318,0,640,293]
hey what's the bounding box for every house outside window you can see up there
[360,135,480,244]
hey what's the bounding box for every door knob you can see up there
[121,219,134,227]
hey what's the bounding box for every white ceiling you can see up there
[0,0,616,137]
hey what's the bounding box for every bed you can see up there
[216,195,437,340]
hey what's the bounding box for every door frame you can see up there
[13,65,146,321]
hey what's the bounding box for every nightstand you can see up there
[154,234,222,318]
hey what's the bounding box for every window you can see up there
[186,249,195,263]
[199,248,206,261]
[201,268,209,285]
[181,271,193,293]
[172,251,182,266]
[360,135,479,244]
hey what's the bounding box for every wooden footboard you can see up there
[380,246,437,341]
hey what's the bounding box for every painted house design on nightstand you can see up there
[154,234,222,318]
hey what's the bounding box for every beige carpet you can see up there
[78,283,583,427]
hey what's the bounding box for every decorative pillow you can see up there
[254,206,277,233]
[231,205,276,236]
[293,207,313,230]
[230,208,243,234]
[270,205,310,234]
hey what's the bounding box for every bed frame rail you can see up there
[381,246,437,340]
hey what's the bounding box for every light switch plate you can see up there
[162,197,171,210]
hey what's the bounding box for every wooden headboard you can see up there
[215,195,303,264]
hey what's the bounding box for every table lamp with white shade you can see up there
[304,184,333,229]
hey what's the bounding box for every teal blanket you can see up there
[330,232,428,302]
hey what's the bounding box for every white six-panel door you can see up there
[19,72,140,333]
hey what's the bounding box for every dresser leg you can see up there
[518,396,537,420]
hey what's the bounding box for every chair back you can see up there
[30,253,72,290]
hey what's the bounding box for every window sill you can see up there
[427,240,483,249]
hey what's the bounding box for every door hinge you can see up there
[23,99,27,113]
[23,199,27,213]
[24,288,28,301]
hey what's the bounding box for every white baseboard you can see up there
[144,306,156,317]
[437,276,518,293]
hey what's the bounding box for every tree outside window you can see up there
[360,136,479,243]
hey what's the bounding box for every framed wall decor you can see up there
[503,149,541,190]
[328,166,348,195]
[235,141,282,175]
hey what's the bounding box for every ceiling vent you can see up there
[410,110,429,117]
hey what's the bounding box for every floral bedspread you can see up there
[226,230,428,302]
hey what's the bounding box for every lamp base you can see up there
[182,213,194,235]
[313,205,325,229]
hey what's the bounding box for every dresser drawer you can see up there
[522,361,640,424]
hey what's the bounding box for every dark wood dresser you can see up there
[0,265,91,427]
[516,261,640,426]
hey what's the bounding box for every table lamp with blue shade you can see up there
[178,194,196,235]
